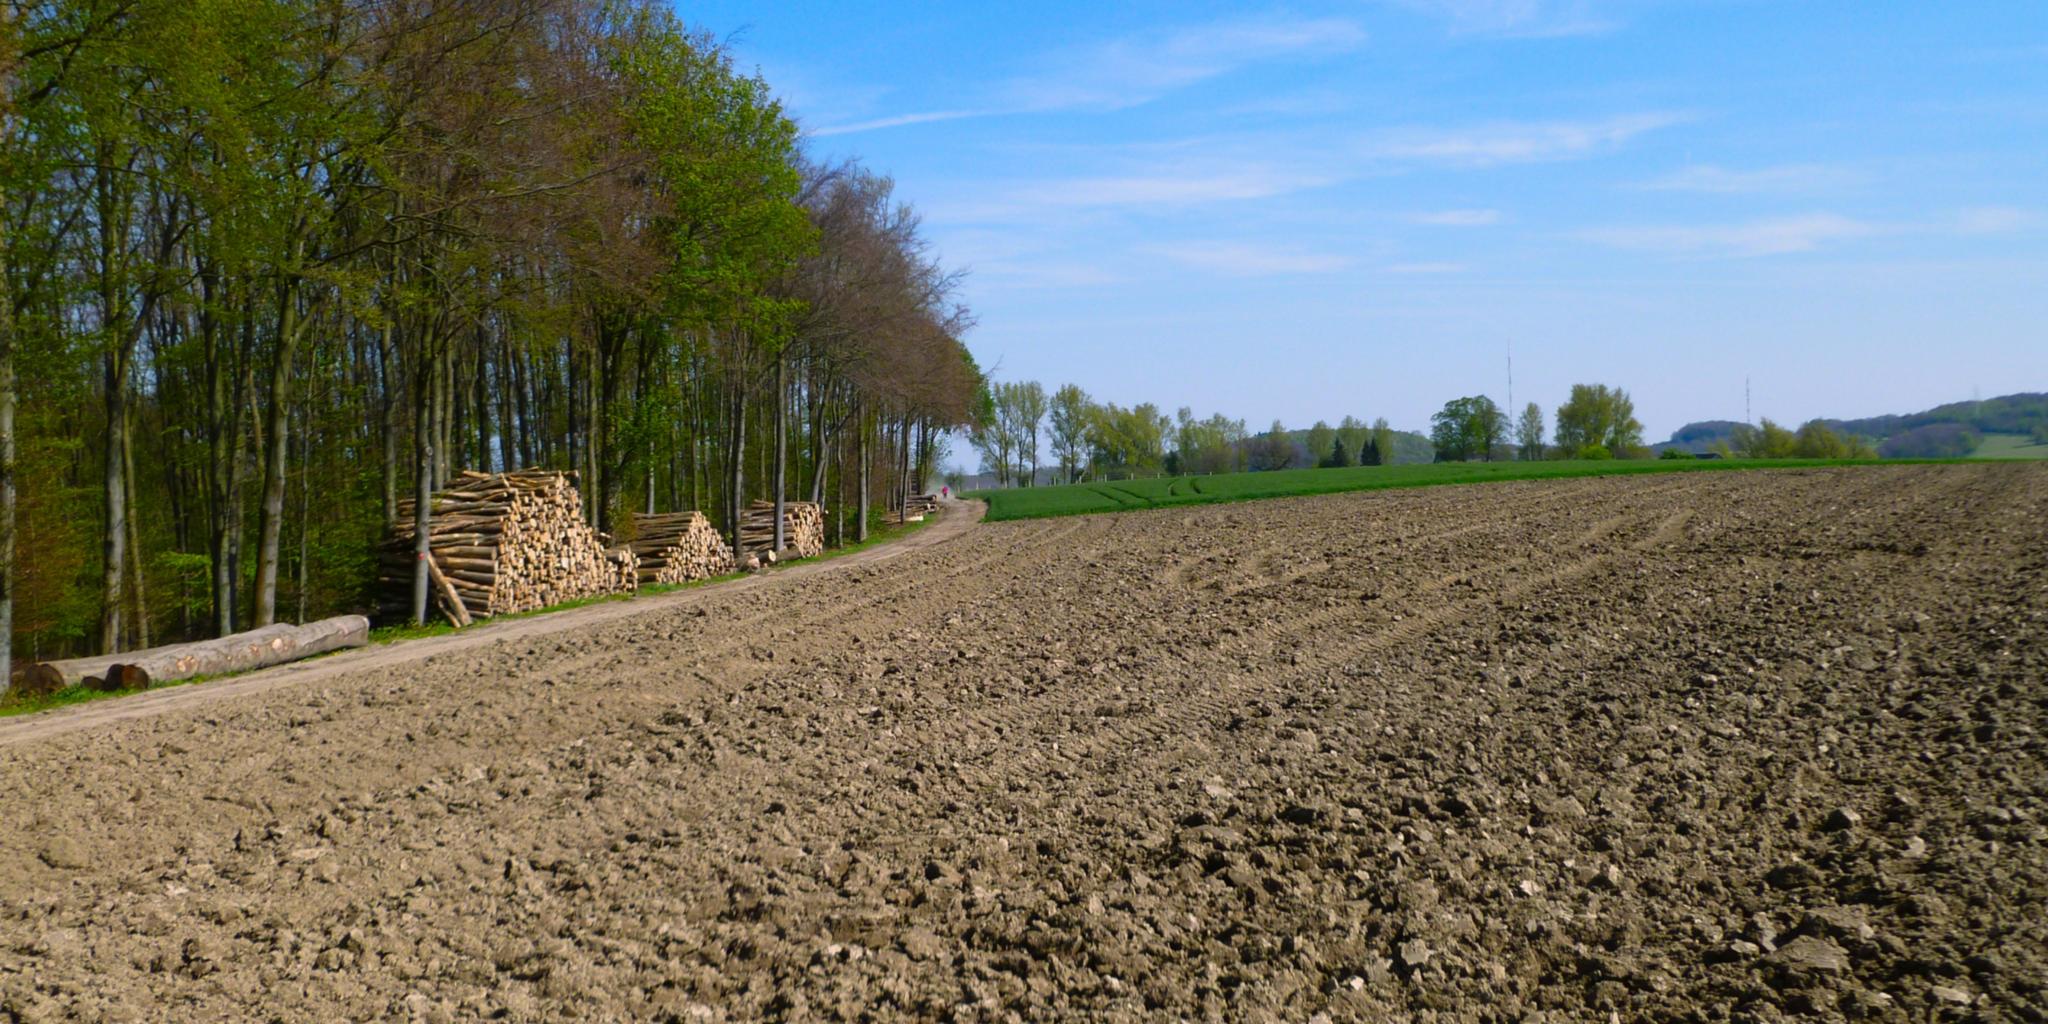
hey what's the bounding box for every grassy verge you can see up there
[0,670,215,719]
[968,458,1967,522]
[3,507,945,718]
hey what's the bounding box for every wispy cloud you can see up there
[1635,163,1857,194]
[970,261,1130,289]
[1951,206,2041,235]
[1144,241,1353,276]
[1010,167,1335,208]
[1376,113,1681,166]
[1408,208,1504,226]
[1389,0,1618,38]
[1581,207,2040,257]
[1385,261,1469,274]
[1578,213,1880,256]
[812,15,1366,135]
[811,110,988,137]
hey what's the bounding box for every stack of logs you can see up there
[378,469,637,626]
[739,500,826,562]
[627,511,735,584]
[899,493,940,522]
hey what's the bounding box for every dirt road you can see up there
[1,466,2042,1021]
[0,501,980,749]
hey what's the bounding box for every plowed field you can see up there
[2,465,2043,1022]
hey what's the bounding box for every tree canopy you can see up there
[1,0,981,675]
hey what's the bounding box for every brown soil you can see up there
[1,466,2043,1022]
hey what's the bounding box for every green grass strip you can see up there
[967,457,1979,522]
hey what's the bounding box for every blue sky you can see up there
[683,0,2048,441]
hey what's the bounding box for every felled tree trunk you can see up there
[16,615,370,692]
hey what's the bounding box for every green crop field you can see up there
[968,458,1937,521]
[1970,433,2048,460]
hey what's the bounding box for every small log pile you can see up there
[899,493,940,522]
[378,469,636,626]
[627,511,735,583]
[739,500,826,561]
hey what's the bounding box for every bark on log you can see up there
[24,616,370,691]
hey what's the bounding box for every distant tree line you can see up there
[969,382,1401,484]
[1429,383,1647,462]
[1721,420,1877,459]
[0,0,981,677]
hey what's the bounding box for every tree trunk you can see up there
[856,400,869,543]
[123,404,149,650]
[0,258,12,695]
[772,353,787,552]
[101,348,130,653]
[0,25,14,690]
[379,314,398,523]
[253,275,305,627]
[412,338,435,625]
[727,383,747,556]
[497,329,517,473]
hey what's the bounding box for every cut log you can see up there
[107,616,371,688]
[20,616,372,693]
[8,662,67,698]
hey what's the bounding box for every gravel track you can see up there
[1,465,2043,1022]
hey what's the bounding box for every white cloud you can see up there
[1144,241,1353,276]
[1950,206,2041,235]
[812,15,1366,135]
[970,261,1130,289]
[1578,213,1879,256]
[810,110,987,137]
[1376,113,1681,166]
[1408,208,1503,226]
[1011,167,1333,208]
[1636,163,1855,194]
[1389,0,1617,38]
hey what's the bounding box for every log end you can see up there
[9,663,67,699]
[90,665,151,692]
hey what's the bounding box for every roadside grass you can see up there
[0,671,214,719]
[3,507,945,718]
[969,458,1963,522]
[1971,433,2048,460]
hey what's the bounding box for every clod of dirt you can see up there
[1767,935,1849,975]
[37,837,89,870]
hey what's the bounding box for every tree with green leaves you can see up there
[0,0,984,671]
[1431,396,1504,462]
[1370,417,1394,466]
[1305,420,1335,468]
[1554,383,1644,458]
[1047,384,1091,483]
[1516,402,1545,460]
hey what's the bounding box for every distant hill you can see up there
[1659,392,2048,457]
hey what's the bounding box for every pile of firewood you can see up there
[739,500,825,560]
[627,511,735,584]
[378,469,637,626]
[900,493,940,522]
